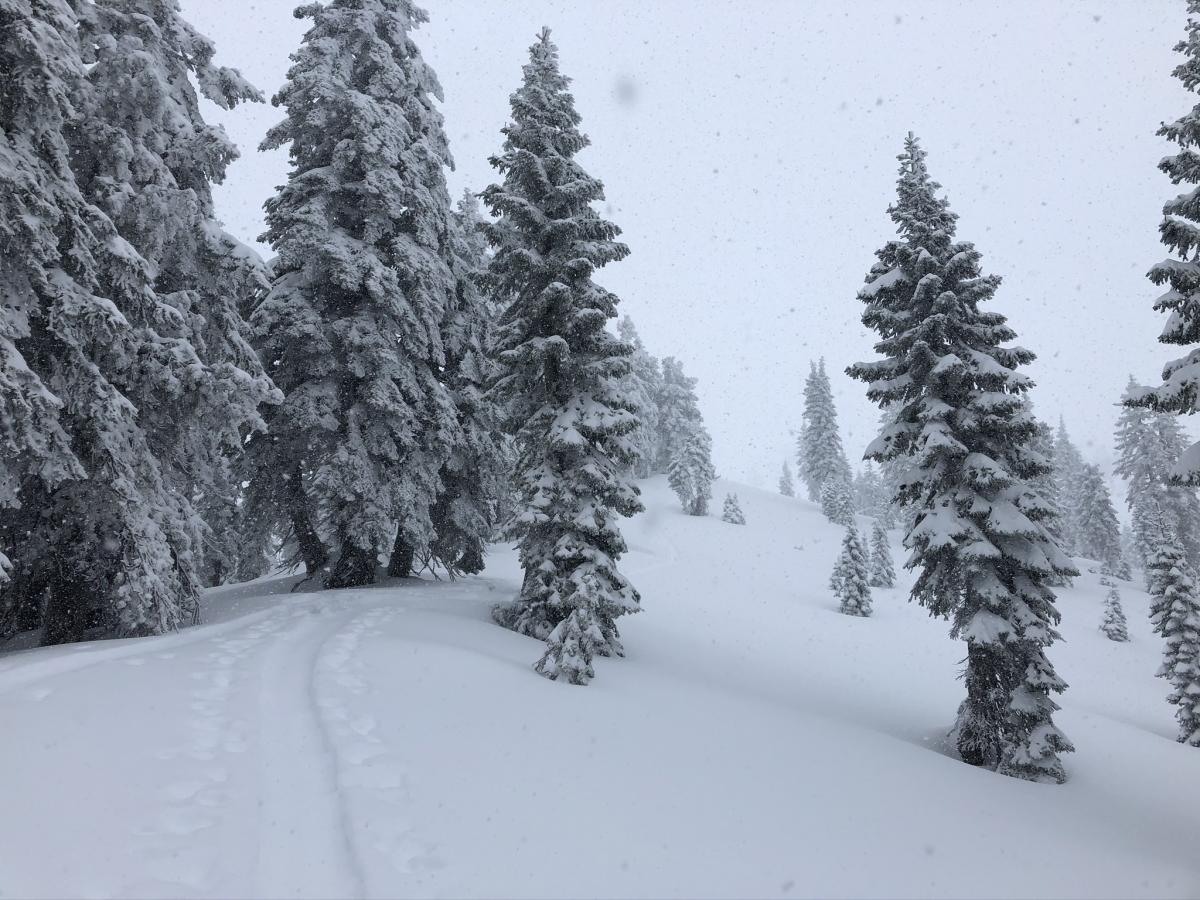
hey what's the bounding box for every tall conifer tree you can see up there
[482,29,642,684]
[849,134,1075,782]
[1126,1,1200,487]
[246,0,461,588]
[798,359,852,502]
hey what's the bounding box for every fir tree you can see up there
[819,474,855,527]
[721,493,746,525]
[798,359,852,502]
[778,459,796,497]
[71,0,280,589]
[831,525,873,617]
[246,0,462,588]
[656,356,706,474]
[668,425,716,516]
[1101,586,1130,642]
[852,463,886,517]
[617,317,663,478]
[1147,537,1200,745]
[1126,1,1200,488]
[1115,377,1200,571]
[1074,465,1125,574]
[420,191,506,578]
[1028,416,1067,557]
[482,29,642,683]
[0,0,257,643]
[848,134,1074,783]
[1053,418,1087,557]
[868,519,896,588]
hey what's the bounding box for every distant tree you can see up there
[798,359,852,503]
[721,493,746,525]
[848,133,1074,782]
[778,460,796,497]
[868,519,896,588]
[831,525,873,617]
[656,356,706,474]
[482,28,642,683]
[820,474,855,527]
[669,426,716,516]
[1074,465,1125,575]
[1053,418,1087,557]
[617,317,664,478]
[1146,536,1200,745]
[1115,377,1200,571]
[1101,586,1130,642]
[852,463,886,517]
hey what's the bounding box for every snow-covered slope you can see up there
[2,478,1198,899]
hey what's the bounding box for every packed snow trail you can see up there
[2,478,1199,898]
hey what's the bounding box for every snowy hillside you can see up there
[1,478,1196,899]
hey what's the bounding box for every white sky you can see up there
[184,0,1191,489]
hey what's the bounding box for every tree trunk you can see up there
[327,540,377,589]
[386,530,415,578]
[956,641,1004,768]
[286,466,327,576]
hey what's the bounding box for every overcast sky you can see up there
[183,0,1190,490]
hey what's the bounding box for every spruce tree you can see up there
[868,518,896,588]
[819,474,855,527]
[778,460,796,497]
[1053,419,1087,556]
[656,356,706,474]
[721,493,746,525]
[1116,377,1200,570]
[246,0,461,588]
[1147,537,1200,745]
[1101,586,1130,642]
[1126,0,1200,488]
[617,317,663,478]
[482,29,642,684]
[0,0,253,643]
[848,134,1074,783]
[421,191,506,578]
[798,359,852,503]
[1074,464,1125,574]
[831,525,873,617]
[72,0,280,589]
[668,425,715,516]
[852,463,885,517]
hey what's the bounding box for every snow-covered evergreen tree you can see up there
[852,463,886,517]
[617,317,663,479]
[1074,465,1125,575]
[1146,537,1200,745]
[421,191,506,578]
[1101,586,1130,642]
[868,519,896,588]
[1053,418,1089,557]
[72,0,280,589]
[1126,1,1200,489]
[819,474,855,527]
[798,359,852,503]
[1115,377,1200,571]
[656,356,705,474]
[0,0,267,643]
[778,460,796,497]
[831,526,873,617]
[481,28,642,684]
[721,493,746,525]
[1028,416,1068,555]
[245,0,461,588]
[668,425,716,516]
[848,134,1074,782]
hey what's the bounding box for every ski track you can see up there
[117,594,433,898]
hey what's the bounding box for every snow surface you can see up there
[2,478,1198,898]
